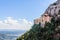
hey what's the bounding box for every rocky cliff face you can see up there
[34,0,60,25]
[17,0,60,40]
[44,0,60,18]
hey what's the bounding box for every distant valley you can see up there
[0,30,26,40]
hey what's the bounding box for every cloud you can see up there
[0,17,33,30]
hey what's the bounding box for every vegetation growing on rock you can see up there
[17,17,60,40]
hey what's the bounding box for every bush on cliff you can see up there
[17,17,60,40]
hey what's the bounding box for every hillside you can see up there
[17,0,60,40]
[17,17,60,40]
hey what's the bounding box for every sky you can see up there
[0,0,57,30]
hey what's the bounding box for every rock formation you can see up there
[17,0,60,40]
[34,0,60,27]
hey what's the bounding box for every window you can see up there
[44,15,48,17]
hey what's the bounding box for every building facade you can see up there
[34,13,51,27]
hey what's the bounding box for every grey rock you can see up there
[43,0,60,21]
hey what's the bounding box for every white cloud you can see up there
[0,17,33,30]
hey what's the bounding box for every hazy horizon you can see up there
[0,0,57,30]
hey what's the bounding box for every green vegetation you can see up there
[17,17,60,40]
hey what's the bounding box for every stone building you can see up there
[34,13,51,27]
[34,18,41,24]
[34,13,51,24]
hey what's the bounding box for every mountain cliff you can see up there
[17,0,60,40]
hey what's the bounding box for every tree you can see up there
[17,17,60,40]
